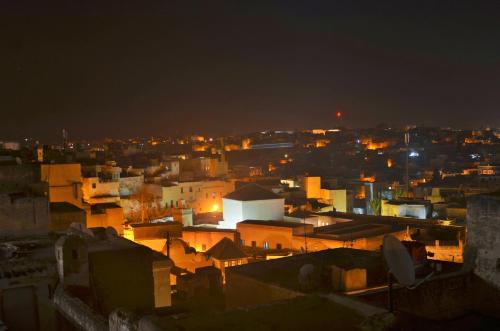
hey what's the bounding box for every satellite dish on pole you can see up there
[383,235,415,286]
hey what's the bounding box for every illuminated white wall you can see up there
[221,198,284,229]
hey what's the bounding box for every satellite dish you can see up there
[298,264,317,291]
[382,235,415,287]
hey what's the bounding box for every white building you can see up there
[381,199,430,219]
[220,183,284,229]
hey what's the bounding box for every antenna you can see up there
[404,129,410,197]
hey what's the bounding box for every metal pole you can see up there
[303,217,308,253]
[405,131,410,197]
[388,272,394,312]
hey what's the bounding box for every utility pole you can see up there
[303,216,308,253]
[166,231,171,258]
[405,129,410,197]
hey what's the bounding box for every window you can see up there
[175,201,178,208]
[180,187,184,194]
[231,260,237,266]
[189,187,193,192]
[251,241,256,248]
[263,242,269,249]
[92,183,96,189]
[241,239,245,246]
[202,244,206,251]
[224,261,229,267]
[276,243,282,250]
[212,193,216,199]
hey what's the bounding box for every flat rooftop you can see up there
[154,295,363,330]
[228,248,384,292]
[238,220,307,228]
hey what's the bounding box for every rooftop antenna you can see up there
[382,235,433,312]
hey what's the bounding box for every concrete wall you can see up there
[54,286,108,331]
[242,199,284,222]
[182,230,238,252]
[50,208,86,232]
[321,189,347,213]
[381,201,427,219]
[237,223,295,249]
[87,207,124,235]
[0,194,49,238]
[304,176,321,199]
[162,180,234,213]
[221,199,243,229]
[41,164,83,207]
[82,178,120,203]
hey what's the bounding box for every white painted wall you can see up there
[221,198,284,229]
[242,199,284,221]
[221,199,244,229]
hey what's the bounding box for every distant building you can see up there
[40,163,83,208]
[381,199,431,219]
[180,157,228,179]
[85,202,124,235]
[123,221,182,252]
[220,183,285,229]
[161,179,235,214]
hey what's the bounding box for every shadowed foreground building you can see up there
[54,227,172,329]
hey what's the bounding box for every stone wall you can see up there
[466,193,500,290]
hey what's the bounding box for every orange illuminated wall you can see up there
[182,230,239,252]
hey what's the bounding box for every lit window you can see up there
[263,242,269,249]
[231,260,237,266]
[224,261,229,267]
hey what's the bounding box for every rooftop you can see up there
[205,238,246,260]
[50,202,84,213]
[228,248,383,292]
[154,295,363,331]
[223,183,281,201]
[238,219,307,228]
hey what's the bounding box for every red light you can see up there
[336,111,342,118]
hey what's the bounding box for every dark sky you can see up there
[1,1,499,141]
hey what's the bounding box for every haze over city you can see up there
[1,0,499,141]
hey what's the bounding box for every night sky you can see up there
[1,1,499,141]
